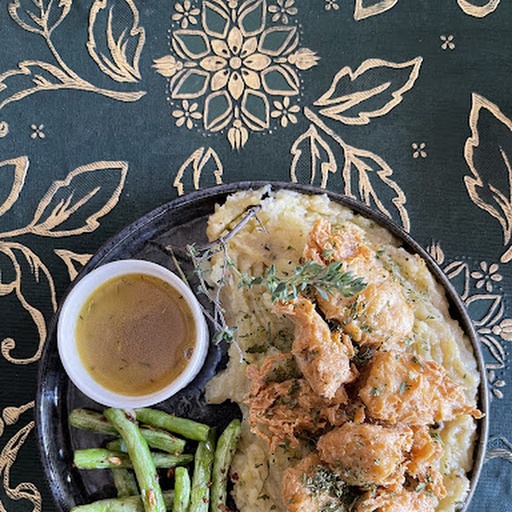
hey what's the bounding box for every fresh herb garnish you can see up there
[305,466,359,511]
[245,261,366,303]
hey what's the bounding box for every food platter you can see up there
[35,181,489,511]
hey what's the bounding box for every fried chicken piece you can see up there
[355,487,438,512]
[274,296,357,400]
[359,351,482,425]
[304,220,414,348]
[281,453,343,512]
[246,354,347,452]
[317,422,413,489]
[406,425,446,499]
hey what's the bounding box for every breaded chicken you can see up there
[274,296,357,399]
[355,487,438,512]
[317,422,413,489]
[304,220,414,348]
[246,354,348,451]
[359,351,482,425]
[407,425,446,499]
[281,453,343,512]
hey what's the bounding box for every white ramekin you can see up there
[57,259,208,408]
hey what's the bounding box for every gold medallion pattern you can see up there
[154,0,319,149]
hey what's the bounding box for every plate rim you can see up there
[35,180,489,512]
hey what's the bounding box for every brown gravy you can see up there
[76,273,196,396]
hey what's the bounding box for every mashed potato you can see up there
[204,187,481,512]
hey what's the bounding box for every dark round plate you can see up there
[35,181,488,511]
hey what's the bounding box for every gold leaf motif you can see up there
[290,124,337,188]
[0,60,75,111]
[27,161,128,237]
[304,107,410,230]
[314,57,422,125]
[0,420,41,511]
[173,147,224,196]
[466,293,503,328]
[443,260,470,300]
[1,2,145,112]
[342,143,409,230]
[87,0,146,83]
[0,157,28,217]
[8,0,71,36]
[353,0,399,20]
[238,0,267,37]
[464,93,512,263]
[457,0,500,17]
[54,249,92,280]
[0,242,56,364]
[202,0,230,39]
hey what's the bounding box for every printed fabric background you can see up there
[0,0,511,510]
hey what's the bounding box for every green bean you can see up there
[172,467,190,512]
[69,408,118,435]
[112,468,138,497]
[70,491,174,511]
[74,448,193,470]
[135,408,210,442]
[107,431,185,455]
[189,428,216,512]
[104,409,166,512]
[210,419,241,511]
[69,409,186,454]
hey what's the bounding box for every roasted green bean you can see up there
[211,419,241,511]
[135,408,210,442]
[112,468,138,497]
[188,428,216,512]
[69,490,174,511]
[104,408,166,512]
[172,467,190,512]
[70,408,186,454]
[74,448,193,470]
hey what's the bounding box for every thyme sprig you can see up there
[153,205,263,361]
[244,260,366,303]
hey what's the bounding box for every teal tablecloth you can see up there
[1,1,511,510]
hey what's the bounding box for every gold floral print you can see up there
[412,142,427,158]
[0,401,41,512]
[0,158,128,364]
[0,0,146,114]
[464,93,512,263]
[440,35,455,50]
[154,0,318,149]
[174,146,224,195]
[268,0,297,24]
[324,0,339,11]
[353,0,399,20]
[457,0,500,17]
[54,250,92,281]
[30,124,45,139]
[172,1,201,30]
[289,108,410,230]
[87,0,146,83]
[314,57,423,126]
[471,261,503,292]
[173,100,203,129]
[284,56,422,230]
[271,96,299,127]
[486,436,512,463]
[431,245,512,400]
